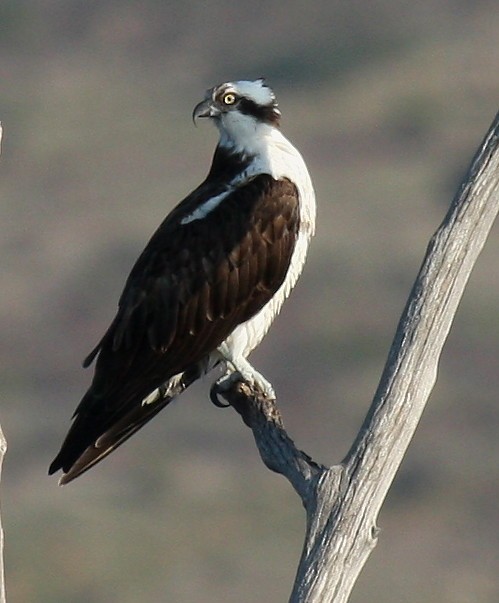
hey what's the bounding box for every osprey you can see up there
[49,79,316,484]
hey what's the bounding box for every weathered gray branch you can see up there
[219,111,499,603]
[0,425,6,603]
[0,122,7,603]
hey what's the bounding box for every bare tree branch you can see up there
[0,122,8,603]
[223,381,325,500]
[0,425,6,603]
[218,111,499,603]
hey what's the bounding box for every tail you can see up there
[49,369,200,485]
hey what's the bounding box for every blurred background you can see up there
[1,1,498,601]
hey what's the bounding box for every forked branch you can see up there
[218,110,499,603]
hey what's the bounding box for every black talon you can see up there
[209,382,231,408]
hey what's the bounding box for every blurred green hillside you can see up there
[0,1,498,602]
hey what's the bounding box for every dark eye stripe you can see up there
[237,98,280,125]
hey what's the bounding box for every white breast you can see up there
[221,126,316,360]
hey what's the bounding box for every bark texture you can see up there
[0,123,7,603]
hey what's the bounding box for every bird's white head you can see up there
[193,79,282,152]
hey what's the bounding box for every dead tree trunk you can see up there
[0,122,7,603]
[218,111,499,602]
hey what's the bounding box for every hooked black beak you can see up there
[192,98,219,124]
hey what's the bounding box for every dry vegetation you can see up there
[0,2,498,602]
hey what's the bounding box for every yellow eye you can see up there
[222,92,237,105]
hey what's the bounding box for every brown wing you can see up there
[49,174,300,482]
